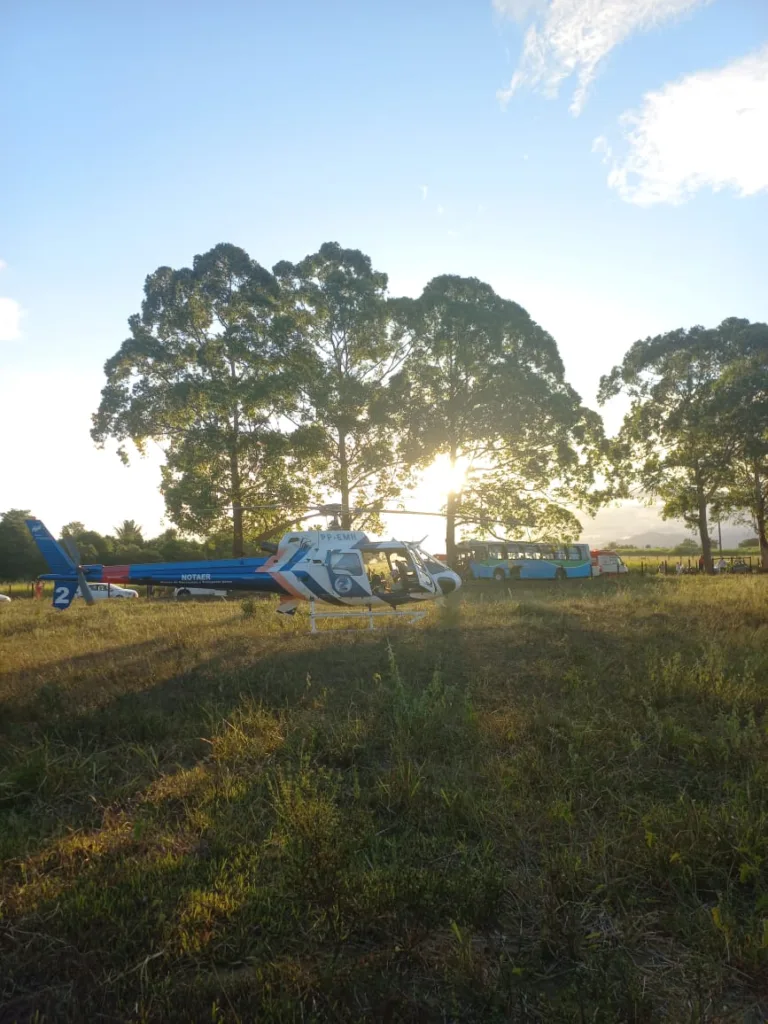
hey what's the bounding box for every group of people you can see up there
[673,555,743,574]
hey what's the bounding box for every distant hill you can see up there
[603,526,754,550]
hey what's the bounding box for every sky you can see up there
[1,0,767,552]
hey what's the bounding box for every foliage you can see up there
[92,243,314,556]
[599,320,752,573]
[2,579,768,1020]
[273,242,411,529]
[0,510,47,581]
[673,538,701,554]
[397,275,607,561]
[706,322,768,568]
[739,537,760,548]
[113,518,144,545]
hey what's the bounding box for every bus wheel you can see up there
[555,568,567,581]
[493,568,506,582]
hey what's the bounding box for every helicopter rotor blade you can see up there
[76,567,95,606]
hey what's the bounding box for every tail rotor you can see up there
[61,537,96,606]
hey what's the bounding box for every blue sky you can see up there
[2,0,767,549]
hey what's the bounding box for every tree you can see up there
[739,537,760,549]
[92,243,313,557]
[60,523,112,563]
[674,538,700,554]
[273,242,410,529]
[0,510,47,581]
[396,276,606,564]
[707,322,768,568]
[600,324,742,574]
[113,519,144,546]
[61,521,86,539]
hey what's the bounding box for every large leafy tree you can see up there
[273,242,411,529]
[599,322,746,574]
[92,243,312,556]
[395,276,605,564]
[708,320,768,567]
[0,510,47,581]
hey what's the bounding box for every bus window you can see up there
[567,546,582,561]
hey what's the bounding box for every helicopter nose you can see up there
[437,572,461,595]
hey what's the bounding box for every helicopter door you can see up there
[325,550,368,599]
[405,546,438,596]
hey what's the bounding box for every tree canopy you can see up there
[273,242,411,529]
[0,510,47,581]
[88,242,766,562]
[600,318,768,572]
[396,275,606,563]
[92,243,314,556]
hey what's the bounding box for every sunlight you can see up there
[412,454,470,506]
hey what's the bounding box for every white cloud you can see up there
[496,0,712,115]
[592,135,612,162]
[420,184,428,200]
[493,0,547,19]
[436,204,445,216]
[0,297,23,341]
[0,259,7,272]
[602,44,768,205]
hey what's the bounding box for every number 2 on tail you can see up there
[54,586,70,606]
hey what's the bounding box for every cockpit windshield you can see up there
[415,548,447,575]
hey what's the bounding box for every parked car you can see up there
[174,587,228,601]
[590,550,629,575]
[76,583,138,600]
[0,594,11,603]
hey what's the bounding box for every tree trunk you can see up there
[445,446,458,568]
[229,370,244,558]
[230,435,244,558]
[338,430,352,530]
[753,464,768,570]
[446,491,457,569]
[695,467,713,573]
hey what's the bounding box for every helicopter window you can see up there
[329,552,364,576]
[407,548,426,570]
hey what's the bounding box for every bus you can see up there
[456,540,593,581]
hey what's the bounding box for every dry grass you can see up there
[1,576,768,1022]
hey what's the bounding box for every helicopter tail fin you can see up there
[25,519,76,575]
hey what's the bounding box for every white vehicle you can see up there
[75,582,138,600]
[0,594,11,603]
[590,550,629,576]
[174,586,228,601]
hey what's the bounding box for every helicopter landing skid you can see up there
[308,599,427,633]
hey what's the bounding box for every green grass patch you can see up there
[1,577,768,1021]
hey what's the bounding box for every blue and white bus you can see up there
[456,540,593,581]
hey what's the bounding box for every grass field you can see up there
[2,577,768,1022]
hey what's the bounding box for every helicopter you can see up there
[25,506,462,629]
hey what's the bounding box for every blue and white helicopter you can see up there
[26,506,461,630]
